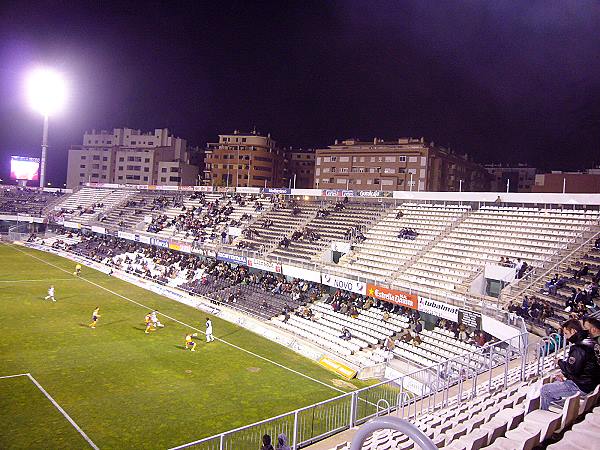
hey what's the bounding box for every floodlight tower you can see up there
[26,68,67,188]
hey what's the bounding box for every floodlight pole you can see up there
[40,114,49,188]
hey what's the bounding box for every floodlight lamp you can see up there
[26,68,67,116]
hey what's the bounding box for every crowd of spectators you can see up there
[0,187,63,216]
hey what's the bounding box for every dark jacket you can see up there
[558,331,600,393]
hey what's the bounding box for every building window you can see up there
[336,178,347,184]
[102,157,108,161]
[381,179,394,186]
[81,156,86,160]
[118,166,123,170]
[160,177,166,182]
[125,174,141,180]
[119,157,124,162]
[102,165,107,170]
[118,176,123,180]
[144,167,149,172]
[370,157,376,162]
[384,156,395,162]
[101,175,106,179]
[145,158,150,163]
[323,167,330,173]
[161,168,167,173]
[93,155,100,160]
[92,164,99,169]
[91,173,99,178]
[399,156,407,162]
[384,168,395,174]
[80,164,86,168]
[143,176,148,181]
[331,167,336,173]
[340,167,349,173]
[323,157,331,163]
[130,141,136,145]
[339,156,349,162]
[79,173,84,177]
[170,167,179,173]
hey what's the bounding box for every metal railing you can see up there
[168,329,561,450]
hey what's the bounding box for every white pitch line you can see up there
[6,243,346,395]
[0,372,98,449]
[26,373,99,450]
[0,373,29,379]
[0,278,77,283]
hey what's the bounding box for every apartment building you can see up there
[204,130,285,188]
[314,137,490,192]
[484,163,537,192]
[66,128,198,188]
[533,170,600,193]
[285,149,315,189]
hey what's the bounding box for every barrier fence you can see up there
[169,330,562,450]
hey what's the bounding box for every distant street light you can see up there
[25,67,67,188]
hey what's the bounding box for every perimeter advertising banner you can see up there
[216,252,247,265]
[246,257,282,274]
[321,273,367,295]
[366,284,418,309]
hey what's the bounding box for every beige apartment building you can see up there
[314,137,490,192]
[204,130,285,188]
[66,128,198,188]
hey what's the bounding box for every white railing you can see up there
[168,329,561,450]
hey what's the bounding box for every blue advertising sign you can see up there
[216,252,248,265]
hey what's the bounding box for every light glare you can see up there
[26,68,67,116]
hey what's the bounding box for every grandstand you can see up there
[1,183,600,449]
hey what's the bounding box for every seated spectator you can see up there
[339,327,352,341]
[395,210,404,219]
[540,319,600,410]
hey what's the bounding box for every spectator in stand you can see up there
[339,327,352,341]
[457,323,468,341]
[583,317,600,365]
[275,434,291,450]
[395,210,404,219]
[574,264,590,280]
[540,319,600,410]
[261,434,275,450]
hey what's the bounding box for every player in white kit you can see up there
[205,318,214,342]
[44,285,56,302]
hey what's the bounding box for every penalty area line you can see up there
[6,243,346,395]
[0,372,99,449]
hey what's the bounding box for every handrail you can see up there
[500,229,600,306]
[349,417,436,450]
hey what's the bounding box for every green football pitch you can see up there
[0,243,369,449]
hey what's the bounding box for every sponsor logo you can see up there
[322,273,366,294]
[358,190,382,197]
[417,297,459,321]
[217,252,247,265]
[366,284,418,309]
[150,237,169,248]
[263,188,291,195]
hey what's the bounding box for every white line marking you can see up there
[26,373,99,450]
[6,243,345,395]
[0,373,29,379]
[0,278,77,283]
[0,372,99,449]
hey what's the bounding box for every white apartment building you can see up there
[66,128,198,188]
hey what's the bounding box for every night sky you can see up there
[1,1,600,185]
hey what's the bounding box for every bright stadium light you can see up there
[25,67,68,188]
[26,68,67,116]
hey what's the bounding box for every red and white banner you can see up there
[366,284,418,309]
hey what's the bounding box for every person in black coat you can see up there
[540,319,600,409]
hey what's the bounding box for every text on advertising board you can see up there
[366,284,418,309]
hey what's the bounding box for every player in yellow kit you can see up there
[89,307,100,328]
[185,333,197,351]
[144,313,155,334]
[74,264,82,276]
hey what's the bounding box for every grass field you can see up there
[0,243,370,449]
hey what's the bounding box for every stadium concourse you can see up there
[2,183,600,449]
